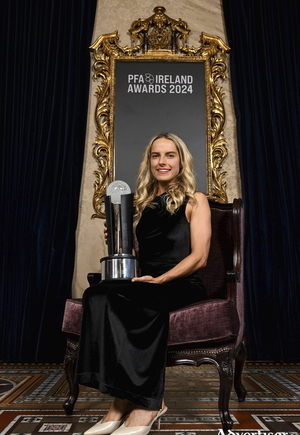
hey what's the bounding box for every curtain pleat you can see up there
[222,0,300,360]
[0,0,97,361]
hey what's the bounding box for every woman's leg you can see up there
[102,397,133,423]
[75,282,169,409]
[121,399,166,427]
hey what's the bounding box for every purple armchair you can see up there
[62,198,246,432]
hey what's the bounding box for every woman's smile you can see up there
[156,168,170,173]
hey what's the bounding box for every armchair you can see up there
[61,198,246,432]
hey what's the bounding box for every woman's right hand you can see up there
[104,221,108,245]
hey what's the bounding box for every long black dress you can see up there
[75,193,207,409]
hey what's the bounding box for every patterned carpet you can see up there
[1,361,300,434]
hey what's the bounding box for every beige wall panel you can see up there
[72,0,241,297]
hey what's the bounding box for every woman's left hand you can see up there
[132,275,161,284]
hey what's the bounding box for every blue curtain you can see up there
[222,0,300,360]
[0,0,97,361]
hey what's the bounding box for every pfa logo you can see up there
[144,73,155,84]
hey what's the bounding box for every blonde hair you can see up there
[134,132,197,226]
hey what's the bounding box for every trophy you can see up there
[100,180,139,280]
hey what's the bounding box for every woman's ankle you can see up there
[123,407,159,427]
[103,398,132,422]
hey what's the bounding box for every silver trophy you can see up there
[100,180,139,280]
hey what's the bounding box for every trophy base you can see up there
[100,255,139,281]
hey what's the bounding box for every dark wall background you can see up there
[0,0,299,362]
[114,60,206,192]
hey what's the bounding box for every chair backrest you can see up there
[198,199,243,301]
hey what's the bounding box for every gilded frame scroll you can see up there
[90,6,230,218]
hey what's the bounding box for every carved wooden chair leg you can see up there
[216,353,234,432]
[234,342,247,402]
[63,336,80,415]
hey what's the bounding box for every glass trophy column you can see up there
[100,180,139,280]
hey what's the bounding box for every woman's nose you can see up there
[158,156,166,165]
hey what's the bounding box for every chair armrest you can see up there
[226,198,243,305]
[233,198,243,274]
[87,273,102,286]
[225,270,239,302]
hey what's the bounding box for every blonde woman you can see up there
[76,133,211,435]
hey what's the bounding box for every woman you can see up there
[75,132,211,435]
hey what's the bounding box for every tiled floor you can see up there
[0,361,300,434]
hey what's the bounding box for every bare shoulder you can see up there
[188,192,209,209]
[186,192,210,221]
[194,192,209,205]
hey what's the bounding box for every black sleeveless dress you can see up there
[75,194,207,409]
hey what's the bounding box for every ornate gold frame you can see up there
[90,6,230,218]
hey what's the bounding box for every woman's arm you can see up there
[132,192,211,284]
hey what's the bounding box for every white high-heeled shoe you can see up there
[84,418,123,435]
[111,406,168,435]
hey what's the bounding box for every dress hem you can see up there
[75,373,163,410]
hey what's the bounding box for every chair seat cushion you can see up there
[62,297,239,348]
[62,299,83,335]
[168,299,240,346]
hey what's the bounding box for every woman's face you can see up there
[150,138,181,189]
